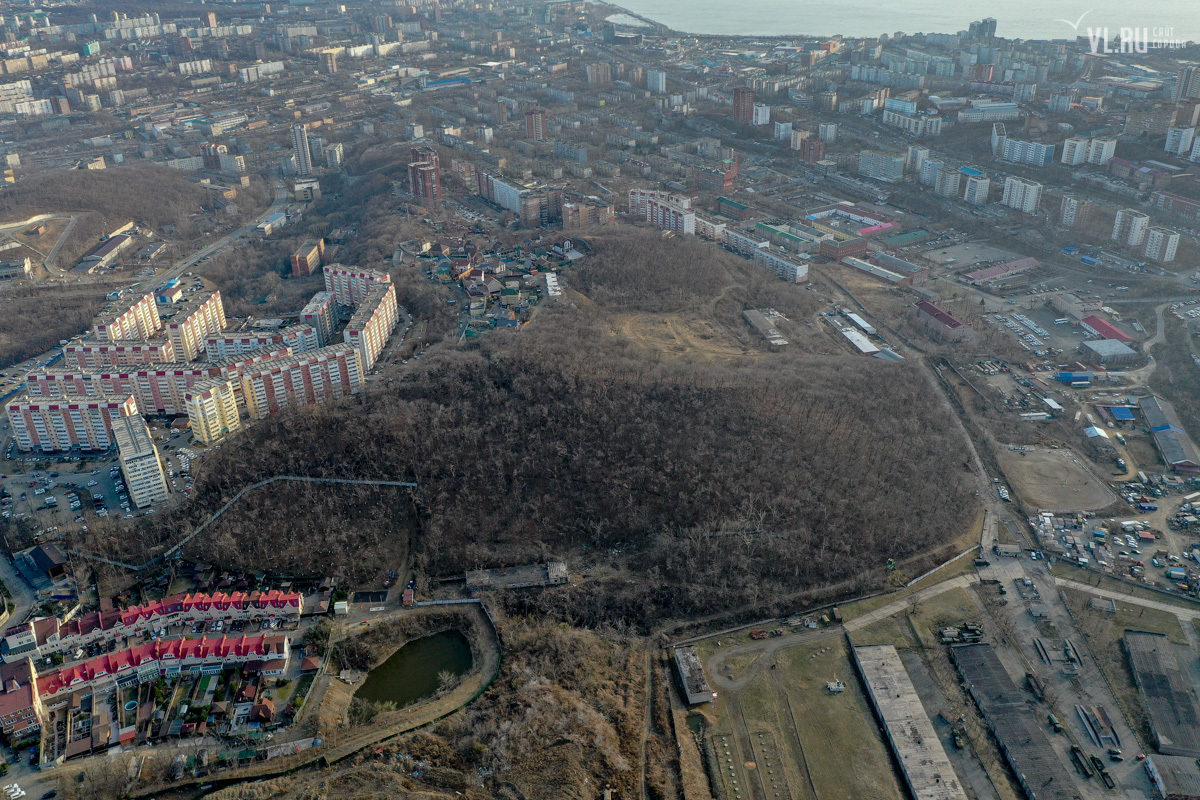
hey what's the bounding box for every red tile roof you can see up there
[37,634,288,698]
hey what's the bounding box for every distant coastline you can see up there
[598,0,1199,43]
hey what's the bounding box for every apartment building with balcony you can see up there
[6,392,138,452]
[165,291,227,361]
[93,292,161,342]
[343,283,398,372]
[323,265,392,308]
[112,414,168,508]
[240,343,363,420]
[299,291,336,347]
[63,339,176,369]
[183,377,241,445]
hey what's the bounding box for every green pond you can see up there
[354,629,473,707]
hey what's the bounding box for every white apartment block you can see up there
[344,284,398,372]
[1061,137,1089,165]
[6,392,138,452]
[751,103,771,125]
[934,167,961,198]
[881,110,942,136]
[112,415,168,508]
[1001,177,1042,214]
[1144,226,1180,262]
[906,145,929,174]
[63,339,176,369]
[1087,137,1117,164]
[93,293,161,342]
[1112,208,1150,247]
[722,229,770,256]
[165,291,227,361]
[693,215,726,241]
[183,377,241,445]
[963,175,990,205]
[323,265,392,308]
[299,291,336,347]
[240,343,364,420]
[1165,126,1196,156]
[628,189,695,235]
[753,249,809,283]
[279,324,322,354]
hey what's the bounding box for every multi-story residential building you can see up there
[37,635,290,704]
[0,659,43,739]
[112,415,167,508]
[63,339,175,369]
[183,377,241,445]
[560,198,615,229]
[25,365,204,416]
[858,151,906,182]
[407,146,442,202]
[693,215,726,241]
[818,122,837,143]
[962,174,990,205]
[1061,137,1089,165]
[1151,190,1200,221]
[6,392,138,452]
[733,86,755,123]
[1087,137,1117,164]
[343,284,399,372]
[205,333,289,360]
[300,291,336,347]
[0,591,302,665]
[289,239,324,278]
[995,136,1054,166]
[1112,208,1150,246]
[1001,177,1042,213]
[627,189,695,234]
[524,108,546,141]
[934,167,961,198]
[586,62,611,87]
[906,145,930,174]
[323,265,392,308]
[165,291,226,361]
[753,248,809,282]
[278,325,322,354]
[1144,226,1180,262]
[919,158,944,186]
[882,110,942,136]
[1165,126,1196,156]
[93,292,161,342]
[291,122,313,177]
[648,69,667,93]
[240,343,364,420]
[751,103,771,126]
[1059,194,1094,228]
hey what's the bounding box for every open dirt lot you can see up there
[998,447,1116,510]
[612,312,758,361]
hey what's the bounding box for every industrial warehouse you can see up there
[1124,631,1200,758]
[951,643,1079,800]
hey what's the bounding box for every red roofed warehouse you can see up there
[1081,315,1132,341]
[912,301,973,342]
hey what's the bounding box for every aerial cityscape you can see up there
[0,1,1197,799]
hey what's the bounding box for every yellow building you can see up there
[183,377,241,445]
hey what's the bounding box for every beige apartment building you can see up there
[183,378,241,445]
[165,291,227,360]
[343,283,398,372]
[93,292,162,342]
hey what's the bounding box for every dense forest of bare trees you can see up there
[68,232,979,627]
[0,284,108,367]
[0,166,217,235]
